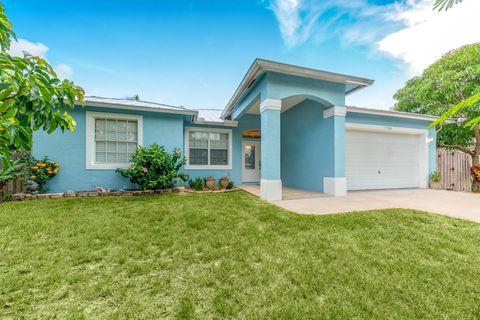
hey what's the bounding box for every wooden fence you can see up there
[437,148,472,192]
[0,177,25,201]
[0,153,26,202]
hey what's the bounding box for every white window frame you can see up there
[185,127,232,170]
[86,111,143,170]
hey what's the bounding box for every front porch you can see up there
[223,59,373,201]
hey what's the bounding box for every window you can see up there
[86,112,143,169]
[185,128,232,169]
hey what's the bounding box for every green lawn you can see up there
[1,191,480,319]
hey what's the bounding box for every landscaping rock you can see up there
[12,193,26,201]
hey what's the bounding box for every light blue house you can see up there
[33,59,438,200]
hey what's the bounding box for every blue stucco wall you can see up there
[345,112,437,174]
[33,106,185,192]
[281,99,334,192]
[266,72,346,107]
[33,101,437,194]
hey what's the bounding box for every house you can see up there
[33,59,438,200]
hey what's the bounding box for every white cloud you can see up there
[8,38,49,58]
[8,38,75,80]
[268,0,392,48]
[54,63,74,80]
[377,0,480,75]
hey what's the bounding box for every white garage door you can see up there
[346,129,423,191]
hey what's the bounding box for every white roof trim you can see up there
[347,106,440,122]
[194,119,238,127]
[221,58,374,119]
[82,97,198,117]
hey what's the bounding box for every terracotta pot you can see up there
[205,177,215,190]
[429,182,442,190]
[220,177,229,189]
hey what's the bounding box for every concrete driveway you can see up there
[272,189,480,223]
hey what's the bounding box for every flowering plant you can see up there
[27,156,60,193]
[116,144,189,190]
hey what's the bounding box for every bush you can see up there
[189,177,204,191]
[226,180,234,190]
[27,156,60,193]
[472,164,480,182]
[116,144,188,190]
[429,171,441,183]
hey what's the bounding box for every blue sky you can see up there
[4,0,479,110]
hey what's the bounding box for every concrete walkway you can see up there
[240,185,480,223]
[274,189,480,222]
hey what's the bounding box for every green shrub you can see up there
[226,180,234,190]
[430,171,441,183]
[116,144,188,190]
[189,177,204,191]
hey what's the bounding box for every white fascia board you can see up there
[346,106,441,122]
[84,101,198,117]
[193,119,239,127]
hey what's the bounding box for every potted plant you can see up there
[220,176,229,189]
[429,171,442,190]
[204,177,215,190]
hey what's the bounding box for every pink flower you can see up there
[143,167,149,173]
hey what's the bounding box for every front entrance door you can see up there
[242,141,261,183]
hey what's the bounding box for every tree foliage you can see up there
[0,2,84,168]
[394,43,480,162]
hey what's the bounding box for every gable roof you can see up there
[221,58,375,119]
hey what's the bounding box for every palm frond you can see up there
[430,92,480,128]
[433,0,463,11]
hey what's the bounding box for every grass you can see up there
[1,191,480,319]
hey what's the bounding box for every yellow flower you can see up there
[30,175,36,180]
[31,166,38,170]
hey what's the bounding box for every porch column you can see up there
[260,98,282,201]
[323,106,347,196]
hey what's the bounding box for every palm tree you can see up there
[434,0,463,11]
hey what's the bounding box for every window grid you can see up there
[94,118,138,164]
[188,131,229,166]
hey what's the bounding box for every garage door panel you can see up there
[346,130,420,191]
